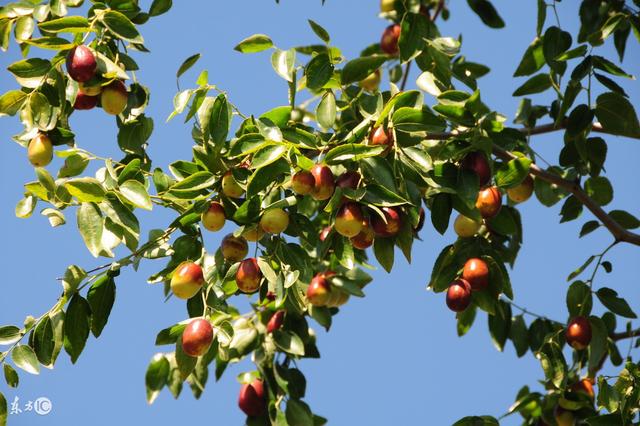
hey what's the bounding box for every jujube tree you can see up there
[0,0,639,425]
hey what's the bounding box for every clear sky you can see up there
[1,1,639,425]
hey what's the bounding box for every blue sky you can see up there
[1,1,639,425]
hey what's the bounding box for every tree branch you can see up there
[426,122,640,247]
[611,327,640,342]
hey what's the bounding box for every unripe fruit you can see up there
[571,379,595,401]
[446,279,472,312]
[311,164,335,201]
[291,170,315,195]
[461,151,491,187]
[380,0,395,13]
[371,207,402,237]
[380,24,401,55]
[462,258,489,291]
[359,69,381,92]
[507,175,534,203]
[554,406,575,426]
[182,318,213,357]
[170,262,204,300]
[238,379,266,417]
[221,234,249,262]
[566,316,592,350]
[222,170,244,198]
[260,208,289,234]
[350,219,375,250]
[73,92,98,110]
[242,225,265,242]
[236,258,262,293]
[100,80,128,115]
[27,133,53,167]
[369,126,393,155]
[476,186,502,218]
[335,202,364,237]
[453,214,482,238]
[78,81,102,96]
[307,273,331,306]
[266,310,285,334]
[201,201,225,232]
[65,45,96,82]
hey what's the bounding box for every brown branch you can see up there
[611,327,640,342]
[426,122,640,247]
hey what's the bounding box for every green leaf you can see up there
[566,280,593,317]
[341,55,387,85]
[305,53,333,90]
[609,210,640,230]
[0,392,6,426]
[542,26,572,73]
[209,93,232,147]
[495,156,532,188]
[373,237,394,273]
[512,73,552,96]
[488,301,511,351]
[273,330,305,356]
[145,354,169,404]
[7,58,50,78]
[119,180,152,210]
[580,220,600,237]
[514,38,545,77]
[3,364,18,388]
[452,415,499,426]
[587,316,607,372]
[149,0,172,16]
[324,144,385,164]
[466,0,505,28]
[0,90,28,116]
[102,10,144,43]
[25,37,75,50]
[286,399,314,426]
[234,34,273,53]
[596,288,637,318]
[271,49,296,82]
[0,326,21,345]
[584,176,613,206]
[64,295,91,364]
[32,316,54,367]
[316,90,336,129]
[392,106,447,132]
[12,344,40,375]
[457,306,477,337]
[594,92,640,139]
[176,53,200,79]
[308,19,330,43]
[87,275,116,337]
[65,178,106,203]
[399,13,431,62]
[430,193,452,235]
[38,16,90,33]
[555,45,588,61]
[509,315,529,357]
[538,341,566,388]
[77,203,104,258]
[251,145,287,169]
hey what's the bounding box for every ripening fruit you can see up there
[336,170,361,191]
[554,406,575,426]
[380,24,401,55]
[73,92,98,110]
[201,201,226,232]
[170,262,204,300]
[307,273,331,306]
[462,258,489,291]
[221,234,249,262]
[350,219,375,250]
[238,379,266,417]
[291,170,315,195]
[566,316,592,350]
[310,164,335,201]
[571,378,595,401]
[369,126,393,155]
[236,258,262,293]
[182,318,214,357]
[260,208,289,234]
[100,80,128,115]
[27,133,53,167]
[242,225,265,242]
[66,45,96,82]
[78,80,102,96]
[266,311,285,334]
[453,214,482,238]
[380,0,395,12]
[461,151,491,187]
[507,176,534,203]
[359,69,381,92]
[446,279,472,312]
[476,186,502,218]
[222,170,244,198]
[334,202,364,237]
[371,207,402,237]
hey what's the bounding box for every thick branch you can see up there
[426,122,640,247]
[611,327,640,342]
